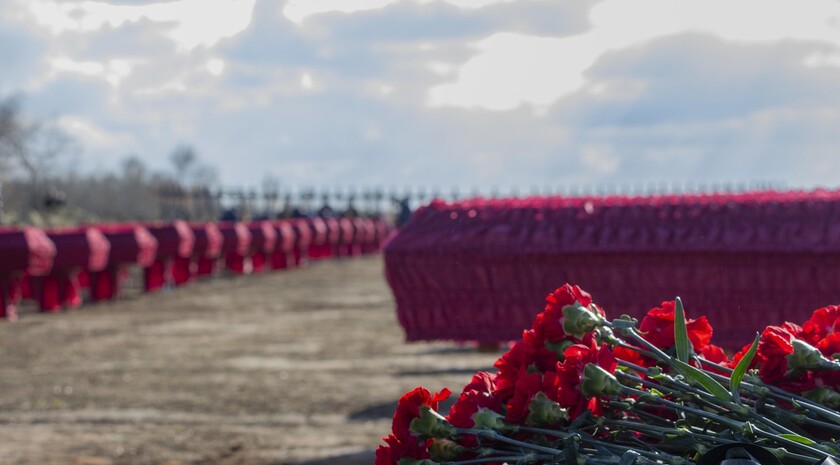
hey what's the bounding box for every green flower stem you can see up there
[516,426,573,439]
[444,455,553,465]
[574,431,692,465]
[611,326,672,361]
[773,409,840,433]
[621,386,744,430]
[520,425,683,465]
[599,418,736,446]
[699,359,840,425]
[456,428,564,456]
[617,366,799,437]
[615,341,660,361]
[752,425,838,460]
[605,401,673,426]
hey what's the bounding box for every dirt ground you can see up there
[0,256,501,465]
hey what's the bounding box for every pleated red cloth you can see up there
[33,228,111,311]
[190,222,224,278]
[219,221,252,274]
[143,220,195,291]
[88,224,158,302]
[269,220,296,270]
[0,227,56,320]
[384,190,840,349]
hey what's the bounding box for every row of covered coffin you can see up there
[0,217,392,320]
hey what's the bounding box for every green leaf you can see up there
[730,333,759,401]
[674,359,733,402]
[674,297,691,364]
[778,434,817,446]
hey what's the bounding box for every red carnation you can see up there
[816,333,840,388]
[447,372,502,428]
[505,372,545,423]
[756,325,814,393]
[375,433,430,465]
[638,301,713,352]
[544,284,593,314]
[493,340,557,401]
[554,342,617,418]
[802,306,840,345]
[392,387,451,442]
[531,284,600,346]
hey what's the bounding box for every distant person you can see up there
[344,201,359,218]
[396,197,412,227]
[318,203,335,218]
[220,208,238,222]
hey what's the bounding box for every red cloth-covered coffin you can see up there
[88,224,157,302]
[31,228,110,312]
[269,220,296,270]
[185,222,224,279]
[0,227,56,320]
[218,222,252,274]
[289,219,312,267]
[384,191,840,349]
[307,217,331,260]
[226,221,276,274]
[337,217,357,258]
[143,221,195,291]
[322,217,342,258]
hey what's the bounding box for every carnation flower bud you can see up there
[472,408,515,433]
[429,438,465,461]
[526,392,569,426]
[581,363,622,398]
[595,326,620,346]
[787,339,840,372]
[562,303,603,339]
[410,406,456,439]
[804,387,840,409]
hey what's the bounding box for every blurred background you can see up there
[3,0,840,226]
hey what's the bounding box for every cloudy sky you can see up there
[3,0,840,192]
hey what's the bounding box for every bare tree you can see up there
[0,96,73,211]
[170,145,197,181]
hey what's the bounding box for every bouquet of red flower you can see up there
[377,284,840,465]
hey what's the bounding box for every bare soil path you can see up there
[0,257,500,465]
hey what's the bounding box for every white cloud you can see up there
[23,0,257,51]
[206,58,226,76]
[580,145,619,174]
[429,0,840,111]
[301,72,314,89]
[56,115,133,148]
[49,57,136,86]
[283,0,522,24]
[802,51,840,68]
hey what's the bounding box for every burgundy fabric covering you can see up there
[307,217,331,260]
[143,220,196,292]
[290,219,312,267]
[32,228,111,311]
[337,218,356,257]
[0,227,56,320]
[384,191,840,349]
[240,221,277,273]
[88,224,158,302]
[269,220,296,270]
[189,222,224,278]
[219,222,252,273]
[0,227,56,275]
